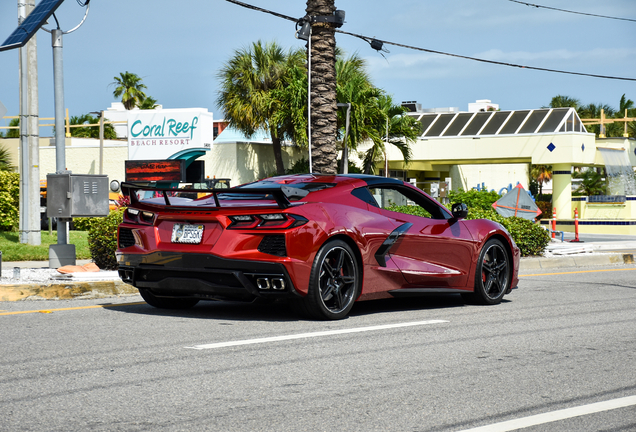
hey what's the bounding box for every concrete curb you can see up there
[0,252,634,302]
[0,280,138,302]
[519,252,634,271]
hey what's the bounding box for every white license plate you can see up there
[171,223,204,244]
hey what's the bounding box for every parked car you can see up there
[116,174,520,320]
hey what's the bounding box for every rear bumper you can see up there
[116,251,300,301]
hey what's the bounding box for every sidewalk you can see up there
[1,241,634,302]
[0,259,137,301]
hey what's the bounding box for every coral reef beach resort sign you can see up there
[127,108,213,160]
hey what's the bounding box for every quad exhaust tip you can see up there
[256,277,286,290]
[119,270,134,283]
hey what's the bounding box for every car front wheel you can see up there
[464,238,510,305]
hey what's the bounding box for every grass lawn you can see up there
[0,231,91,262]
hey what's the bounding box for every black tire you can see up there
[294,240,360,320]
[139,288,200,309]
[463,238,510,305]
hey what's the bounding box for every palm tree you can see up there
[547,95,580,109]
[578,103,616,137]
[111,72,147,110]
[269,57,309,149]
[69,114,117,139]
[336,53,381,169]
[574,169,606,196]
[2,118,19,138]
[615,94,635,138]
[333,53,420,174]
[361,94,420,174]
[217,41,305,175]
[530,165,552,196]
[306,0,338,174]
[0,145,13,170]
[139,96,159,110]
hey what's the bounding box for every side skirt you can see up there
[388,287,470,297]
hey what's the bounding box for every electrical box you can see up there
[46,173,109,218]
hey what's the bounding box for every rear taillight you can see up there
[228,214,308,230]
[124,208,155,225]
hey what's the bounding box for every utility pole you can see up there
[18,0,41,246]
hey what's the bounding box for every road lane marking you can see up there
[520,267,636,277]
[0,302,146,316]
[457,395,636,432]
[185,319,449,350]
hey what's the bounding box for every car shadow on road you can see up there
[106,293,473,322]
[349,294,467,317]
[105,298,301,322]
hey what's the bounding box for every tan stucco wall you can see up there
[450,164,529,192]
[207,142,304,185]
[573,200,636,220]
[386,132,598,168]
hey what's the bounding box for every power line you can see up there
[506,0,636,23]
[337,29,636,82]
[223,0,636,82]
[224,0,296,23]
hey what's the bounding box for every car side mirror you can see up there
[451,203,468,220]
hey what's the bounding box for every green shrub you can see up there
[72,217,95,231]
[87,209,123,269]
[445,188,550,256]
[500,216,551,257]
[387,204,431,218]
[0,171,19,231]
[535,201,552,220]
[389,201,550,257]
[447,188,500,211]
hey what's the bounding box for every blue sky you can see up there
[0,0,634,134]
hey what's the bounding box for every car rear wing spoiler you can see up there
[120,182,309,210]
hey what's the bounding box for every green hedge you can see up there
[72,217,94,231]
[463,207,550,257]
[535,201,552,220]
[446,188,550,256]
[87,209,124,269]
[0,171,19,231]
[429,188,549,256]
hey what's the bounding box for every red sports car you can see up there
[116,174,520,320]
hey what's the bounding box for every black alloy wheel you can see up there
[464,238,510,305]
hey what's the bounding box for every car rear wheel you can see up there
[295,240,360,320]
[139,289,200,309]
[463,238,510,305]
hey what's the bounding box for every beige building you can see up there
[379,103,636,233]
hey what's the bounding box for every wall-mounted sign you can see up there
[127,108,213,160]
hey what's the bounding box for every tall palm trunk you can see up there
[306,0,338,174]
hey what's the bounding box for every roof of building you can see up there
[411,107,587,138]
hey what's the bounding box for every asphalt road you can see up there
[1,264,635,432]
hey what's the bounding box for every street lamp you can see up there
[42,3,91,267]
[296,17,312,173]
[337,102,351,174]
[89,110,105,175]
